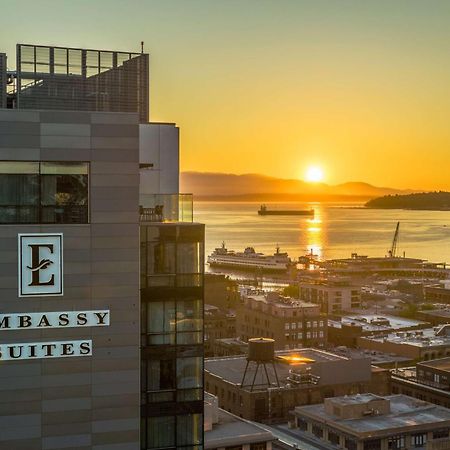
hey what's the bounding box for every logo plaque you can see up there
[18,233,63,297]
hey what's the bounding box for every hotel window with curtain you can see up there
[0,161,89,224]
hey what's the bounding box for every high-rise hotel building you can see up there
[0,43,204,450]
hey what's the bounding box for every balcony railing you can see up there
[139,193,193,223]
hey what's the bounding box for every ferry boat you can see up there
[207,243,291,272]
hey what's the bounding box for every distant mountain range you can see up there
[180,172,416,201]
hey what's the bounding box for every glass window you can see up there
[412,434,426,447]
[177,299,202,332]
[148,301,175,334]
[365,440,381,450]
[0,162,39,223]
[0,161,88,224]
[388,435,405,450]
[177,242,203,273]
[177,357,202,389]
[147,358,176,391]
[147,416,175,449]
[40,162,88,223]
[177,414,203,446]
[149,241,176,274]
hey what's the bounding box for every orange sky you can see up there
[2,1,450,189]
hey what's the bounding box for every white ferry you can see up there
[207,243,291,272]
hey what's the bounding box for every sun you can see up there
[305,166,324,183]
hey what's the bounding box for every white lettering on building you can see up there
[0,340,92,361]
[0,310,110,330]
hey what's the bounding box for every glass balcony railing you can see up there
[139,193,193,223]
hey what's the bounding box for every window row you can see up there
[0,161,88,224]
[144,299,203,345]
[284,321,324,330]
[143,414,203,449]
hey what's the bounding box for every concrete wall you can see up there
[139,122,179,195]
[0,109,141,450]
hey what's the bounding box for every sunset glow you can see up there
[305,166,324,183]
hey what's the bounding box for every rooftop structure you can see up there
[391,357,450,409]
[327,313,429,348]
[358,325,450,360]
[417,307,450,326]
[211,337,248,357]
[291,393,450,447]
[3,44,149,122]
[329,345,413,367]
[205,348,390,422]
[206,348,371,389]
[329,313,427,333]
[204,393,274,450]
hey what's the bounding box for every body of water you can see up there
[194,202,450,265]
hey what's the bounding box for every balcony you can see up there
[139,193,193,223]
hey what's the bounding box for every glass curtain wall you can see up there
[141,223,204,450]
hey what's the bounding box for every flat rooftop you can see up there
[420,308,450,319]
[330,346,412,366]
[295,394,450,436]
[418,357,450,371]
[362,327,450,348]
[329,313,427,333]
[330,393,382,406]
[246,293,318,309]
[205,407,273,448]
[205,348,356,389]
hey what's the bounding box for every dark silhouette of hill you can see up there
[366,192,450,210]
[180,171,414,200]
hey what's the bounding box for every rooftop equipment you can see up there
[241,338,280,391]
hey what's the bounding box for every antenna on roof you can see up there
[141,41,144,54]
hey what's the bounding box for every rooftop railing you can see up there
[139,193,193,223]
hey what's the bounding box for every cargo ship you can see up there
[258,205,314,216]
[207,243,291,272]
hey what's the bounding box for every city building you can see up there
[0,42,204,450]
[205,273,240,310]
[424,281,450,304]
[290,393,450,450]
[237,291,327,350]
[212,337,249,357]
[357,324,450,360]
[204,304,236,356]
[205,347,390,423]
[299,277,361,313]
[0,106,142,449]
[391,357,450,408]
[204,393,275,450]
[417,307,450,326]
[328,313,428,348]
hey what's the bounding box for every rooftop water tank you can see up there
[248,337,275,362]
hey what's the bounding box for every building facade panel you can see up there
[0,109,141,449]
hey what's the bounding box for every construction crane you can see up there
[389,222,400,258]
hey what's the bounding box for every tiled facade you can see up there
[0,109,141,450]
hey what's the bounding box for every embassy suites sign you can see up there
[0,233,111,362]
